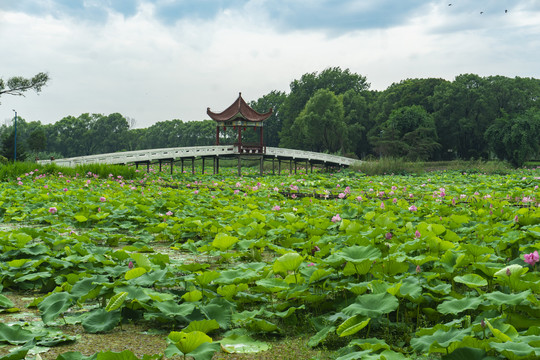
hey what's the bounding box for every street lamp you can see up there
[12,109,17,162]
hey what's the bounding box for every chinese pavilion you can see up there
[207,92,272,154]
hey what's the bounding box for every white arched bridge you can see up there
[37,146,359,175]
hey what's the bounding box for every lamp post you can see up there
[12,109,17,162]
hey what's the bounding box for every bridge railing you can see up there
[266,147,357,166]
[37,146,358,168]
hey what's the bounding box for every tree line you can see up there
[1,68,539,166]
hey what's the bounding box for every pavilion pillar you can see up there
[202,157,205,174]
[181,158,184,173]
[278,159,281,175]
[272,158,275,175]
[171,160,174,175]
[216,126,220,145]
[192,158,195,174]
[238,126,242,153]
[260,156,263,176]
[238,156,242,176]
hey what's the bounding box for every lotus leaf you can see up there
[220,334,270,354]
[168,330,212,355]
[38,292,73,324]
[342,293,398,318]
[0,323,35,345]
[453,274,488,288]
[273,252,303,274]
[437,296,484,315]
[336,315,370,337]
[82,308,122,333]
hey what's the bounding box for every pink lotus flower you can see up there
[331,214,341,223]
[416,265,421,273]
[524,250,539,266]
[338,193,346,199]
[99,196,106,202]
[380,202,385,209]
[194,190,199,195]
[307,262,315,267]
[49,207,57,214]
[166,211,173,216]
[514,215,519,223]
[272,205,281,211]
[128,261,134,269]
[385,232,393,240]
[356,196,363,201]
[415,230,421,238]
[409,205,417,212]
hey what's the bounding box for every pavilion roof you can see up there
[207,93,272,122]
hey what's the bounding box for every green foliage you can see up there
[0,72,49,99]
[0,168,538,360]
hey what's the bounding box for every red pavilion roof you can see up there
[207,93,272,122]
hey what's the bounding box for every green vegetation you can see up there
[2,68,540,166]
[0,164,538,360]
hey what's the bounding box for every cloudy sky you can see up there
[1,0,539,129]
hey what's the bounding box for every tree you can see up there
[432,74,495,160]
[485,109,540,167]
[289,89,347,153]
[1,130,27,161]
[280,67,369,148]
[0,72,49,102]
[372,105,441,160]
[250,90,286,147]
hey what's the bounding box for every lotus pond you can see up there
[0,166,539,360]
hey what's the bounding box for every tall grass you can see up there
[0,162,142,182]
[352,158,513,176]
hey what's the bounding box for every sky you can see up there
[1,0,539,129]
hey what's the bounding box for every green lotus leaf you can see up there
[200,303,233,330]
[56,351,97,360]
[246,318,278,332]
[342,293,398,318]
[483,290,531,306]
[273,252,303,274]
[337,245,381,264]
[212,233,239,251]
[488,341,536,358]
[453,274,488,288]
[0,339,36,360]
[168,330,212,355]
[95,350,139,360]
[105,292,128,312]
[336,315,370,337]
[125,267,147,280]
[334,350,373,360]
[74,215,88,222]
[184,319,220,334]
[342,260,372,276]
[82,308,122,333]
[307,325,336,348]
[154,301,195,318]
[494,264,527,278]
[0,323,35,345]
[130,253,152,270]
[182,290,203,302]
[38,292,73,324]
[195,271,220,286]
[438,296,484,315]
[220,334,270,354]
[410,328,470,353]
[348,337,391,352]
[0,294,14,308]
[441,347,490,360]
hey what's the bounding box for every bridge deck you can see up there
[37,146,358,169]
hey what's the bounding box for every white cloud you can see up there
[1,0,540,129]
